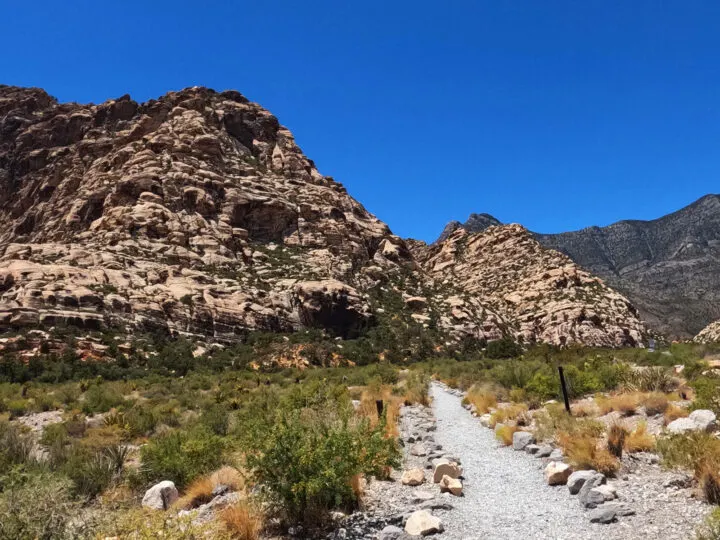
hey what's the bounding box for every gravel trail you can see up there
[430,383,597,539]
[428,383,709,540]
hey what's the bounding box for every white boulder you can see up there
[141,480,179,510]
[405,510,444,536]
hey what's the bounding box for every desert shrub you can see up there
[607,423,628,458]
[622,367,677,393]
[489,403,528,428]
[596,393,639,416]
[485,338,522,359]
[657,432,720,474]
[123,404,159,437]
[525,372,558,400]
[402,371,430,406]
[200,404,230,436]
[642,392,669,415]
[562,365,602,398]
[692,377,720,414]
[0,472,94,540]
[219,500,263,540]
[6,399,29,419]
[700,463,720,505]
[61,445,116,499]
[140,426,226,489]
[495,424,519,446]
[0,421,34,469]
[97,508,226,539]
[558,431,620,476]
[570,401,596,417]
[244,403,399,523]
[664,403,689,424]
[465,386,497,414]
[625,422,655,453]
[81,384,125,414]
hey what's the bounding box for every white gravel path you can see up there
[428,383,709,540]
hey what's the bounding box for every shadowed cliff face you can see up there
[438,195,720,339]
[0,84,645,348]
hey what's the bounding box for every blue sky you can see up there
[2,1,719,242]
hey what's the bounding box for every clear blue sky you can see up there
[2,1,719,242]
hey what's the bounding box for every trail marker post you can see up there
[558,366,571,414]
[376,400,384,418]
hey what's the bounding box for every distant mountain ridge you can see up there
[438,194,720,338]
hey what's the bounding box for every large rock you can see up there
[578,473,607,508]
[512,431,535,451]
[141,480,179,510]
[544,462,572,486]
[404,510,443,536]
[439,474,463,496]
[689,409,717,431]
[401,468,425,486]
[567,470,597,495]
[432,459,462,483]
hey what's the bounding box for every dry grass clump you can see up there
[495,424,519,446]
[641,393,669,416]
[570,401,597,417]
[178,466,246,510]
[664,403,689,425]
[219,500,263,540]
[358,385,401,438]
[607,423,628,458]
[489,403,528,428]
[624,422,656,453]
[596,393,640,416]
[463,386,498,415]
[658,432,720,503]
[557,430,620,476]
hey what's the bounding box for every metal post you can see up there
[558,366,571,414]
[376,400,384,418]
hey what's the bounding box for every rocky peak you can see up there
[415,223,646,347]
[436,213,502,243]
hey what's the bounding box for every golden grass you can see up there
[495,424,519,446]
[700,463,720,505]
[596,393,640,416]
[664,403,689,425]
[178,466,246,510]
[465,387,498,415]
[641,393,669,416]
[350,473,365,500]
[570,401,597,417]
[607,423,628,458]
[357,385,401,439]
[557,431,620,476]
[624,422,655,453]
[219,500,263,540]
[489,403,528,428]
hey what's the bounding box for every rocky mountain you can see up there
[436,213,501,243]
[438,195,720,339]
[695,320,720,343]
[0,84,645,351]
[413,224,645,347]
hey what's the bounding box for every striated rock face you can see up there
[0,84,645,349]
[414,225,645,347]
[0,85,412,340]
[695,320,720,343]
[535,195,720,339]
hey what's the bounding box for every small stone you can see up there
[579,473,607,508]
[512,431,535,451]
[432,459,462,483]
[401,468,425,486]
[410,443,428,456]
[602,502,636,516]
[544,461,572,485]
[548,449,564,461]
[404,510,443,536]
[419,500,454,511]
[141,480,178,510]
[479,414,493,428]
[412,490,435,502]
[525,444,540,455]
[211,484,230,497]
[567,470,597,495]
[536,445,553,458]
[439,474,463,496]
[378,525,404,540]
[588,506,617,524]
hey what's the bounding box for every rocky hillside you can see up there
[439,195,720,339]
[413,225,645,347]
[695,320,720,343]
[0,84,646,350]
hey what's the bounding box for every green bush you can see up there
[140,426,225,488]
[0,422,35,469]
[81,384,125,414]
[486,338,523,359]
[245,402,400,523]
[0,472,94,539]
[692,377,720,414]
[63,448,115,499]
[200,404,230,436]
